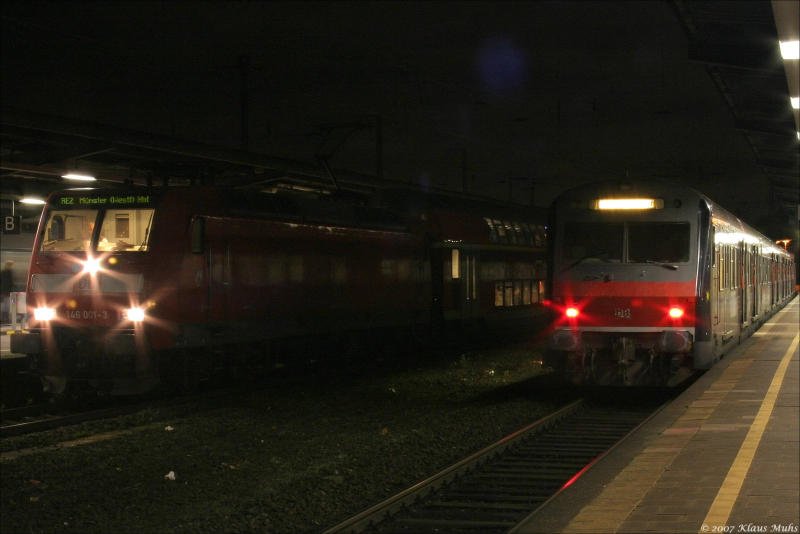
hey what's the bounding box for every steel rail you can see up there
[323,399,585,533]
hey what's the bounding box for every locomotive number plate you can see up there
[613,308,632,319]
[66,309,112,320]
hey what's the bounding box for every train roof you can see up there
[45,184,547,239]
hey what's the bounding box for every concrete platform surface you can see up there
[514,296,799,534]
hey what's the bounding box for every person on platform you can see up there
[1,260,15,323]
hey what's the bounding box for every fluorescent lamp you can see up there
[20,197,46,205]
[593,198,663,210]
[791,96,799,110]
[62,173,96,182]
[779,40,799,60]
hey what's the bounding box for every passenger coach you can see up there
[545,179,795,385]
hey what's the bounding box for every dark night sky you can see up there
[0,1,775,227]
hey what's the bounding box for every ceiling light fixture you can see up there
[62,172,96,182]
[779,40,799,60]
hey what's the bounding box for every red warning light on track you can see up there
[565,307,580,318]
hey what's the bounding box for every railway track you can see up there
[0,385,245,438]
[0,401,153,438]
[325,395,667,533]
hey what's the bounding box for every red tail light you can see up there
[565,307,580,318]
[668,306,684,319]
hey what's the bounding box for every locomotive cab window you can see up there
[40,207,155,252]
[562,222,623,262]
[628,222,689,263]
[40,209,99,251]
[562,221,690,264]
[98,209,155,251]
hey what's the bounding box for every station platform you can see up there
[514,296,799,534]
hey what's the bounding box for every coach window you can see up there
[533,225,545,248]
[504,281,513,305]
[485,218,499,243]
[727,246,733,289]
[381,259,397,280]
[493,279,539,307]
[267,255,287,284]
[493,219,506,241]
[730,247,735,288]
[330,257,347,284]
[501,221,514,244]
[397,259,411,281]
[511,222,523,245]
[288,255,304,283]
[721,247,726,289]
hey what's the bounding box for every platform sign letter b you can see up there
[3,215,21,234]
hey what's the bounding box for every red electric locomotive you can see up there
[545,179,795,386]
[12,186,548,394]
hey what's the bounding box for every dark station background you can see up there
[1,1,798,262]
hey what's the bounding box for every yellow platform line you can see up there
[701,332,799,530]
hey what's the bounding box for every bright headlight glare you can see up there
[34,307,56,321]
[125,307,146,322]
[83,257,101,274]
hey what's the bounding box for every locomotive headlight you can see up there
[668,306,684,319]
[565,307,580,318]
[82,257,102,274]
[124,307,146,322]
[33,307,56,321]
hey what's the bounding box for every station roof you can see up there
[1,2,797,235]
[672,0,798,221]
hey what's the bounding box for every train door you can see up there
[717,243,737,346]
[736,243,750,328]
[713,243,721,335]
[741,244,752,327]
[205,220,231,325]
[770,255,776,308]
[773,256,779,306]
[430,247,444,330]
[439,247,479,325]
[209,244,231,323]
[462,251,479,322]
[750,245,758,322]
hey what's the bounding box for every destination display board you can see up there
[54,193,156,208]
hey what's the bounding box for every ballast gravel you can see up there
[0,343,566,533]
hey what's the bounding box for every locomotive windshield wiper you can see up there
[644,260,679,270]
[562,252,611,272]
